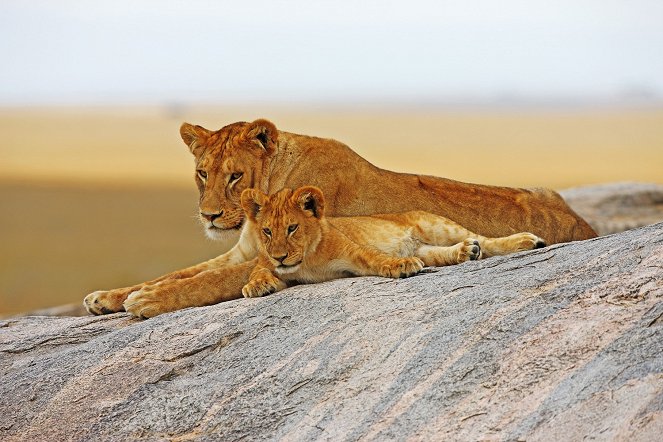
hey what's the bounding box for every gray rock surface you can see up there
[562,182,663,236]
[12,302,89,318]
[2,223,662,441]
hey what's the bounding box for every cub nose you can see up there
[273,254,288,264]
[201,210,223,222]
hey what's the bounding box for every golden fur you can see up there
[240,186,546,298]
[84,118,595,318]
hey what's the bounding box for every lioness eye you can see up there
[287,224,298,234]
[197,170,207,180]
[230,172,243,183]
[262,227,272,237]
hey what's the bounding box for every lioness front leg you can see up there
[84,266,208,315]
[242,264,287,298]
[84,285,141,315]
[84,241,256,315]
[123,259,256,319]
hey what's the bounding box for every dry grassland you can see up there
[1,106,662,314]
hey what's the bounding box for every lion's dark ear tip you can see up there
[295,186,325,219]
[180,123,210,151]
[256,130,269,146]
[252,119,277,135]
[247,119,277,154]
[303,197,316,213]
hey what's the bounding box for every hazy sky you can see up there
[1,0,662,105]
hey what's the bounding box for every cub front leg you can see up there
[242,265,286,298]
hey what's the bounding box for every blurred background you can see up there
[1,0,662,315]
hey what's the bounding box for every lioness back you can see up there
[181,119,596,246]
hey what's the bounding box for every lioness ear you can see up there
[180,123,211,157]
[293,186,325,219]
[240,188,265,221]
[244,119,277,156]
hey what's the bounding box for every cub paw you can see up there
[512,233,547,251]
[84,287,136,315]
[123,285,178,319]
[380,257,425,278]
[457,238,482,263]
[242,274,285,298]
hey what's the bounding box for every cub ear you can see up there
[180,123,211,156]
[240,188,266,221]
[292,186,325,219]
[244,119,278,156]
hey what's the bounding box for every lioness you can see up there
[85,119,595,318]
[240,186,546,298]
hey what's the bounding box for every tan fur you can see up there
[240,187,546,298]
[84,119,595,318]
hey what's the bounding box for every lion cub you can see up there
[239,186,546,298]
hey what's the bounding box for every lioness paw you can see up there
[242,275,285,298]
[380,257,424,278]
[84,289,131,315]
[123,285,177,319]
[457,238,482,262]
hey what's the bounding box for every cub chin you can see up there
[239,186,546,299]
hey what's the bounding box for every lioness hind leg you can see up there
[416,239,481,266]
[479,233,546,257]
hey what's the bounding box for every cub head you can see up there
[241,186,326,274]
[180,119,278,241]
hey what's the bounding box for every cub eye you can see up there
[262,227,272,237]
[287,224,298,235]
[197,170,207,180]
[229,172,243,183]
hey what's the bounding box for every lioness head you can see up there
[241,186,325,274]
[180,119,278,241]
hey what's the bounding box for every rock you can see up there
[2,223,662,441]
[562,182,663,236]
[10,303,89,318]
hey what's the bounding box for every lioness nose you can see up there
[201,211,223,222]
[273,254,288,264]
